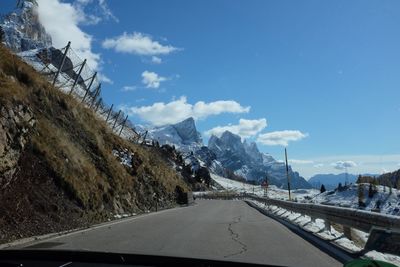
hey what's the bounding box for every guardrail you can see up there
[198,192,400,255]
[245,194,400,233]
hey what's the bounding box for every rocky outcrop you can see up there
[0,104,36,187]
[149,117,202,153]
[0,0,52,52]
[208,131,312,189]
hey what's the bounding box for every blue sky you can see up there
[2,0,400,178]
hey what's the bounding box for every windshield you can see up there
[0,0,400,266]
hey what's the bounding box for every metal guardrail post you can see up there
[343,226,352,240]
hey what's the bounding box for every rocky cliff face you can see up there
[0,104,36,187]
[0,0,52,52]
[208,131,312,189]
[149,117,202,153]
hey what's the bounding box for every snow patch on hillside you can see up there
[312,184,400,216]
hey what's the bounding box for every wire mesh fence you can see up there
[17,41,141,142]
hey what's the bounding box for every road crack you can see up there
[224,216,248,258]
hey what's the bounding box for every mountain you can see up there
[208,131,312,189]
[149,117,202,153]
[151,120,311,189]
[308,173,358,190]
[376,169,400,188]
[0,0,52,52]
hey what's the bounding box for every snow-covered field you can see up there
[312,184,400,216]
[211,174,320,201]
[211,174,400,216]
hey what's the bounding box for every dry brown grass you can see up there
[0,44,189,215]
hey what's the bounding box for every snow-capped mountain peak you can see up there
[0,0,52,52]
[149,117,202,153]
[171,117,202,145]
[207,130,311,188]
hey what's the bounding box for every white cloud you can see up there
[257,130,308,146]
[331,161,357,170]
[102,32,180,56]
[98,0,119,23]
[289,159,314,164]
[289,154,400,179]
[123,96,250,126]
[205,118,267,139]
[98,73,113,84]
[151,56,162,64]
[141,71,167,89]
[122,85,137,92]
[192,100,250,119]
[37,0,100,70]
[73,0,118,25]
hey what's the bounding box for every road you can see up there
[22,200,341,266]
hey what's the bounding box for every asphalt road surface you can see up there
[22,200,341,266]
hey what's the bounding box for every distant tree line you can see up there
[357,170,400,189]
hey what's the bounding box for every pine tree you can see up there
[0,27,4,43]
[338,182,343,192]
[368,183,374,198]
[358,184,365,207]
[320,184,326,193]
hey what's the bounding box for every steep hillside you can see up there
[0,44,189,243]
[378,169,400,188]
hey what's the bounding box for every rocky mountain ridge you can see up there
[0,0,52,52]
[150,118,312,189]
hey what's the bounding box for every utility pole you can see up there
[53,41,71,86]
[285,148,292,201]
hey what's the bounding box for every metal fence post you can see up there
[105,104,114,122]
[52,41,71,86]
[112,110,121,130]
[69,59,86,95]
[81,72,97,103]
[89,84,101,108]
[118,115,129,136]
